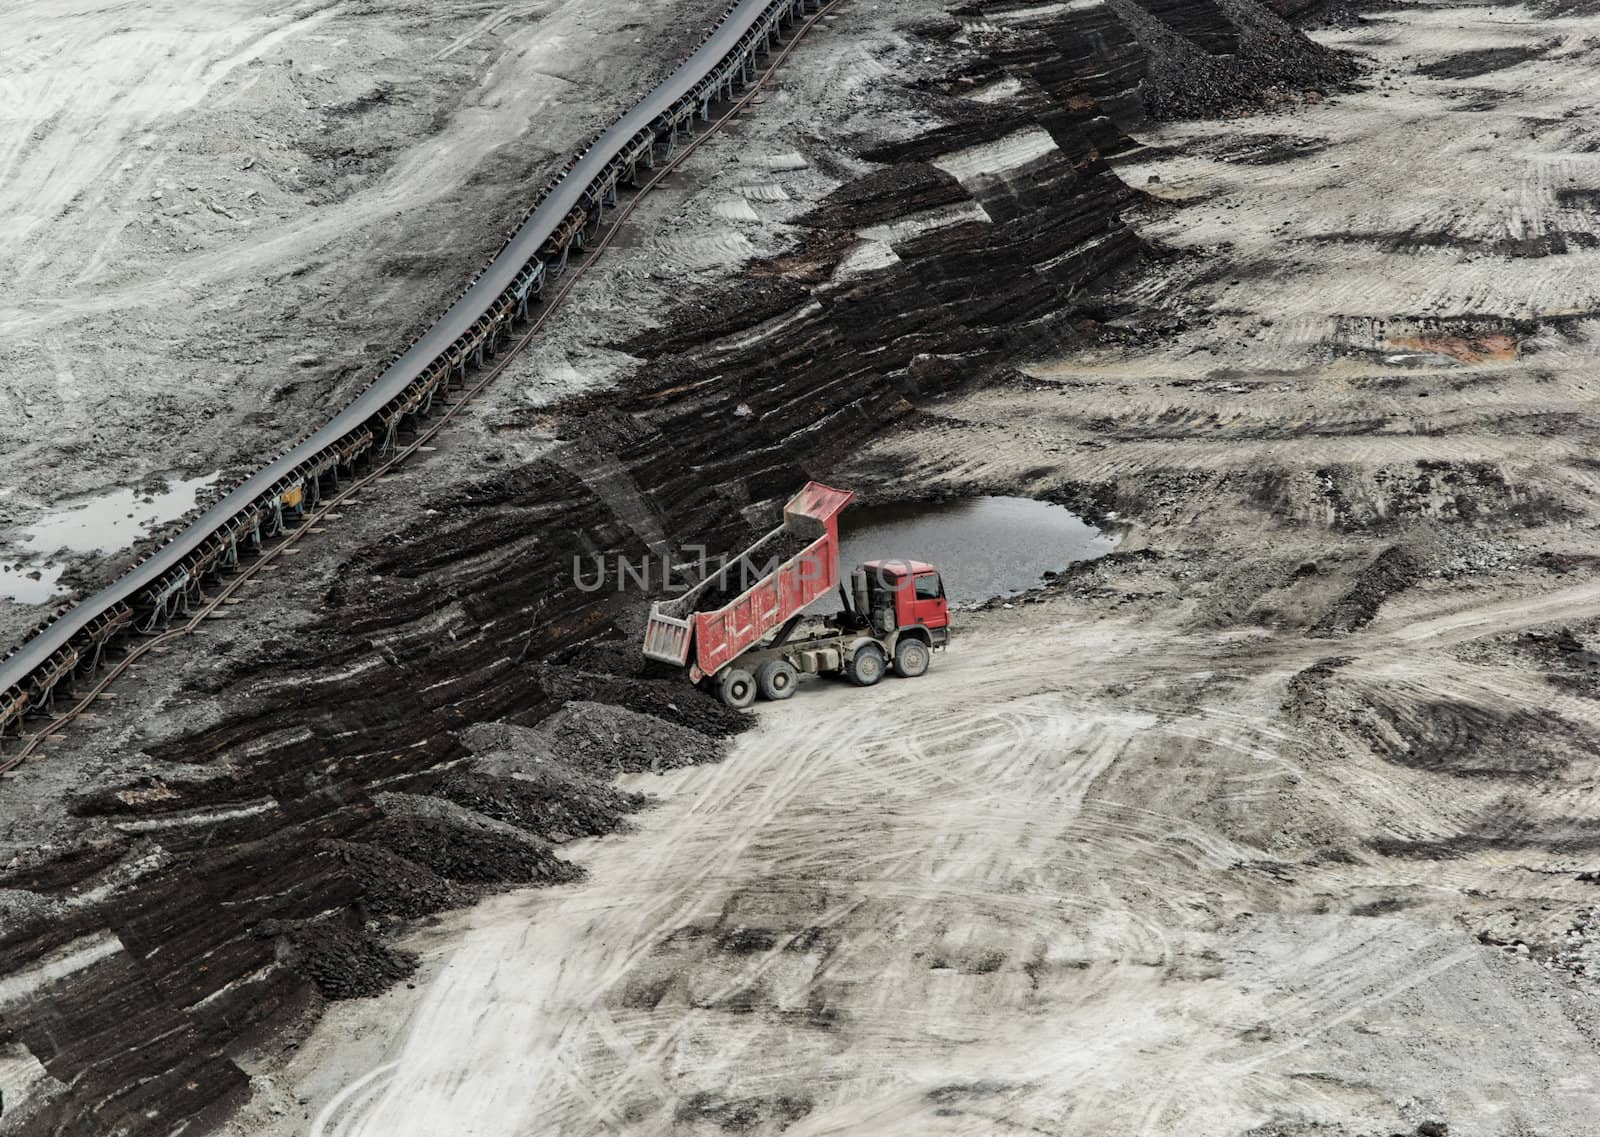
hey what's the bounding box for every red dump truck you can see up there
[642,482,951,708]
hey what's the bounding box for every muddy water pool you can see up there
[833,495,1117,606]
[0,472,221,604]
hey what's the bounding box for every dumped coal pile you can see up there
[689,527,816,613]
[433,770,645,843]
[281,920,419,1000]
[317,839,473,919]
[538,701,720,775]
[361,813,580,886]
[1113,0,1360,119]
[540,665,750,737]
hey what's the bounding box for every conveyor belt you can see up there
[0,0,812,730]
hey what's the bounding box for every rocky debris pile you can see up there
[278,919,418,1000]
[1545,905,1600,980]
[1246,1118,1448,1136]
[1482,902,1600,985]
[0,887,65,936]
[316,839,472,919]
[1429,540,1521,581]
[561,636,652,678]
[1111,0,1360,120]
[1308,545,1418,635]
[1450,620,1600,698]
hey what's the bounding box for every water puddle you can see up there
[0,472,221,604]
[833,495,1117,606]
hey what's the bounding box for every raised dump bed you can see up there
[643,482,854,679]
[643,481,951,708]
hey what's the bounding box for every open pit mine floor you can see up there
[242,4,1600,1136]
[271,595,1600,1137]
[11,1,1600,1136]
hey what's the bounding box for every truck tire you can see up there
[757,659,799,701]
[846,643,886,687]
[717,668,757,709]
[893,638,930,678]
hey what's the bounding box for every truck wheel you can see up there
[847,643,886,687]
[757,659,799,701]
[717,668,757,709]
[893,638,930,678]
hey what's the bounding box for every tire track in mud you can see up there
[315,709,881,1136]
[885,419,1596,479]
[1123,935,1481,1136]
[304,614,1373,1137]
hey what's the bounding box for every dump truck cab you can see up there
[855,559,950,642]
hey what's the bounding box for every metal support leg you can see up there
[138,596,165,634]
